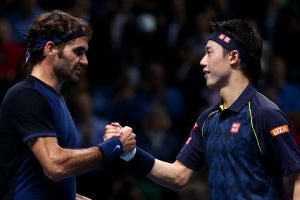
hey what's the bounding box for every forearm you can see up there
[293,172,300,200]
[124,147,193,191]
[148,160,193,191]
[45,146,102,181]
[29,137,123,182]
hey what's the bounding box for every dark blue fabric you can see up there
[0,76,78,200]
[98,137,123,163]
[129,147,155,176]
[208,32,260,66]
[177,84,300,200]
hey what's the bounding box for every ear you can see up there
[229,50,241,65]
[44,41,56,58]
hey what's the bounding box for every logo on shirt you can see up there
[270,125,289,137]
[193,122,198,129]
[230,122,241,134]
[185,136,192,145]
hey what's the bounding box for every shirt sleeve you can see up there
[176,113,207,171]
[256,107,300,175]
[7,88,57,143]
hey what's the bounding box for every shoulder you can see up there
[1,79,51,116]
[250,92,284,115]
[3,79,47,105]
[250,92,288,128]
[197,105,220,124]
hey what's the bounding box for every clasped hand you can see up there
[104,122,136,154]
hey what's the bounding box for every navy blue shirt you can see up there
[177,84,300,200]
[0,76,78,200]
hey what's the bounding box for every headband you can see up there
[25,26,87,65]
[208,32,260,65]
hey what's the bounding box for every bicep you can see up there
[27,137,62,173]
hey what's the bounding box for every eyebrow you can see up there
[205,46,213,51]
[74,46,88,52]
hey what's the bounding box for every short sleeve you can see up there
[256,108,300,175]
[176,115,206,171]
[6,89,57,142]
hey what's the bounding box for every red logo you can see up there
[185,136,192,145]
[270,125,289,137]
[224,37,231,43]
[230,122,241,134]
[218,34,231,43]
[218,34,225,40]
[193,122,198,129]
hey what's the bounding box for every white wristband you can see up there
[120,147,136,161]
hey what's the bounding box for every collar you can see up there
[219,84,257,113]
[28,75,60,96]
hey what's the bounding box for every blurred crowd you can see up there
[0,0,300,199]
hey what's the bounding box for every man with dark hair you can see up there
[106,19,300,199]
[0,10,136,200]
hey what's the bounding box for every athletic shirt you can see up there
[177,84,300,200]
[0,76,78,200]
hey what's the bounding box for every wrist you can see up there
[120,147,137,161]
[97,137,123,163]
[128,147,155,176]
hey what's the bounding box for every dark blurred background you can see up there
[1,0,300,199]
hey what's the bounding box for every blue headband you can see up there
[208,32,260,65]
[25,26,87,65]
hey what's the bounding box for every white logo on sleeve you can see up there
[113,145,121,152]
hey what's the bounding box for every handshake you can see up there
[98,122,137,163]
[98,122,155,176]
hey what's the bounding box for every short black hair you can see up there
[211,19,263,85]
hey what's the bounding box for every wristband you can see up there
[97,137,123,163]
[129,147,155,176]
[120,147,137,161]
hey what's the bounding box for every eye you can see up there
[206,50,213,55]
[73,47,86,56]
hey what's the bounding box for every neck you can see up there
[219,75,249,109]
[31,62,62,93]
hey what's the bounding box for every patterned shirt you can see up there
[177,84,300,200]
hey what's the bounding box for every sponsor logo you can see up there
[193,123,198,129]
[230,122,241,134]
[219,34,225,40]
[185,136,192,145]
[218,34,231,43]
[270,125,289,137]
[113,145,121,152]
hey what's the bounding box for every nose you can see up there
[199,54,207,68]
[80,54,88,66]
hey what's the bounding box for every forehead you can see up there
[206,40,223,51]
[66,36,89,50]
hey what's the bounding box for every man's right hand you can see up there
[104,123,136,154]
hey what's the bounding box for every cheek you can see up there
[209,56,228,73]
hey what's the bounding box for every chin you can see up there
[65,76,80,84]
[72,77,80,83]
[206,82,218,90]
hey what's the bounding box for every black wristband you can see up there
[129,147,155,176]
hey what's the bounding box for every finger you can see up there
[105,128,121,134]
[121,126,133,136]
[123,141,137,152]
[106,126,122,134]
[111,122,122,127]
[103,132,122,141]
[105,125,115,129]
